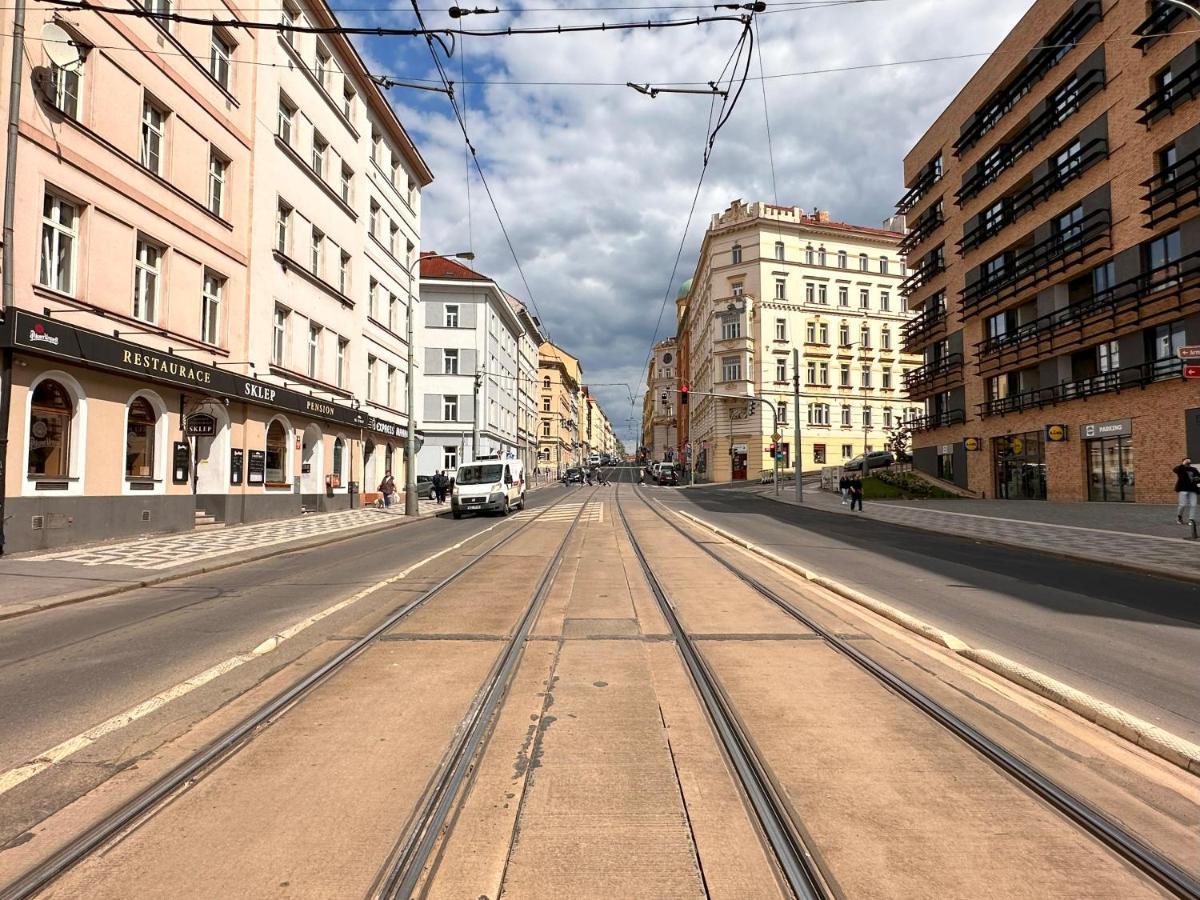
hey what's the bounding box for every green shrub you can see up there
[865,470,958,499]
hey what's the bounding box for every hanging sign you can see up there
[963,437,982,451]
[184,413,216,437]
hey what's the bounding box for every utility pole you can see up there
[0,0,26,554]
[792,347,802,502]
[472,370,482,461]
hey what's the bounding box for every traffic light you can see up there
[767,441,776,455]
[680,384,689,405]
[660,390,668,407]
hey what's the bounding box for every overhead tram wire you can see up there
[753,15,777,205]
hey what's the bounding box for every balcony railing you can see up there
[979,357,1183,418]
[1134,0,1186,50]
[958,137,1108,254]
[899,254,945,296]
[903,353,964,391]
[957,68,1105,206]
[976,249,1200,358]
[1142,146,1200,227]
[896,164,942,215]
[953,0,1102,156]
[960,207,1111,314]
[898,205,944,255]
[908,409,966,432]
[1137,57,1200,125]
[901,300,947,351]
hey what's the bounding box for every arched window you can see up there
[837,250,848,269]
[731,244,742,264]
[817,247,826,266]
[125,397,157,478]
[265,420,289,485]
[543,375,550,389]
[805,245,814,265]
[333,436,345,479]
[28,379,72,476]
[879,256,889,274]
[858,253,868,271]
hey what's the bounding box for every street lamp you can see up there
[404,250,474,516]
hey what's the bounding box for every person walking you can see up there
[849,477,864,512]
[379,471,396,508]
[433,470,447,505]
[1173,457,1199,524]
[839,474,850,505]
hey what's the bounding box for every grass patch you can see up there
[862,471,960,500]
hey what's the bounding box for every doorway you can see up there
[300,424,323,496]
[193,402,229,499]
[731,442,748,480]
[993,431,1046,500]
[1087,435,1134,501]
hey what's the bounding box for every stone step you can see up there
[194,521,226,531]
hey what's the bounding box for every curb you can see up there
[754,489,1200,587]
[0,507,453,623]
[669,505,1200,777]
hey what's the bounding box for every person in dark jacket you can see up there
[849,477,864,512]
[839,474,850,505]
[1173,457,1199,524]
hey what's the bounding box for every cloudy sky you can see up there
[339,0,1030,444]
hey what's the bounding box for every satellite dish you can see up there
[42,23,82,70]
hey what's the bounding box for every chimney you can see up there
[816,209,831,224]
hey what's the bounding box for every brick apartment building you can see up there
[900,0,1200,503]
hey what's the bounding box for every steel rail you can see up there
[612,483,830,900]
[373,488,596,898]
[638,488,1200,900]
[0,486,584,900]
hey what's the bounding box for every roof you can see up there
[804,218,904,240]
[419,252,489,281]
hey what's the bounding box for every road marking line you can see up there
[0,517,514,798]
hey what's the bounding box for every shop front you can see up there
[1082,418,1134,502]
[993,430,1046,500]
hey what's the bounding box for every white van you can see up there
[451,456,525,519]
[589,453,602,466]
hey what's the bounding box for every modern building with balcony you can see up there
[678,200,914,482]
[899,0,1200,503]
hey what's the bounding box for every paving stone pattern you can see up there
[23,504,441,571]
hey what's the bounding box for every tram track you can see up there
[619,479,1200,900]
[0,486,593,900]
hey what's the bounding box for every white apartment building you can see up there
[418,256,524,474]
[508,295,546,475]
[249,0,431,513]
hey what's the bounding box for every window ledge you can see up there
[369,232,409,270]
[365,315,409,346]
[272,249,355,307]
[266,364,351,398]
[274,136,358,221]
[277,35,361,142]
[125,476,162,483]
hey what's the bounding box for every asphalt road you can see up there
[649,479,1200,743]
[0,486,569,843]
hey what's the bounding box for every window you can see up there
[721,319,741,340]
[210,30,233,90]
[775,278,786,300]
[813,444,826,464]
[207,150,227,217]
[339,252,350,295]
[1097,340,1120,373]
[842,443,853,458]
[443,446,458,470]
[839,324,851,347]
[201,270,222,345]
[281,1,298,44]
[859,253,868,271]
[367,277,379,319]
[311,133,326,179]
[775,241,785,260]
[879,256,889,274]
[391,157,402,190]
[444,349,460,375]
[387,364,397,407]
[837,251,848,269]
[340,166,353,205]
[721,356,741,382]
[333,436,345,479]
[882,366,892,389]
[807,361,817,384]
[841,405,851,427]
[275,201,291,253]
[881,328,891,351]
[445,304,460,327]
[731,244,742,264]
[543,375,551,389]
[861,366,872,388]
[778,402,788,423]
[39,193,78,294]
[805,283,815,304]
[859,288,869,309]
[883,407,893,428]
[817,285,827,305]
[307,323,320,377]
[818,247,827,266]
[1154,66,1175,104]
[343,85,355,120]
[28,379,73,477]
[838,286,848,307]
[310,227,322,275]
[132,238,161,323]
[277,96,295,145]
[367,355,377,399]
[880,291,890,312]
[776,357,788,381]
[818,362,829,385]
[388,293,399,332]
[862,408,873,428]
[840,364,850,387]
[272,306,287,365]
[315,43,332,91]
[1158,143,1179,183]
[140,100,166,174]
[1056,204,1084,243]
[543,397,551,412]
[818,323,829,344]
[372,129,383,165]
[49,61,81,119]
[265,420,288,485]
[770,318,785,341]
[1146,228,1182,271]
[1151,321,1185,361]
[860,325,871,348]
[336,337,348,388]
[805,245,814,264]
[389,221,400,256]
[443,394,458,420]
[369,201,380,238]
[807,403,830,425]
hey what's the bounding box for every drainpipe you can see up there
[0,0,27,555]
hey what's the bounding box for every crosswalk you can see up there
[523,502,605,524]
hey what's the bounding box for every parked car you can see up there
[416,474,437,499]
[563,467,584,484]
[844,451,896,472]
[656,463,681,486]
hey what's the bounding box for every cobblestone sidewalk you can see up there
[760,487,1200,579]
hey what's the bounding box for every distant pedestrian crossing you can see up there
[518,501,605,524]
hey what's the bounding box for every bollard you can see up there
[1192,519,1198,541]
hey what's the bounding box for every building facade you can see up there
[538,341,581,474]
[900,0,1200,503]
[0,0,431,552]
[508,294,545,476]
[679,200,915,482]
[642,338,680,462]
[417,254,523,474]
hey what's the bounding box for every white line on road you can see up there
[0,517,513,798]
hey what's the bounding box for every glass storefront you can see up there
[993,431,1046,500]
[1087,435,1134,502]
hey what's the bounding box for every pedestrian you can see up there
[849,477,864,512]
[839,474,850,505]
[379,471,396,508]
[1173,456,1200,525]
[433,470,447,505]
